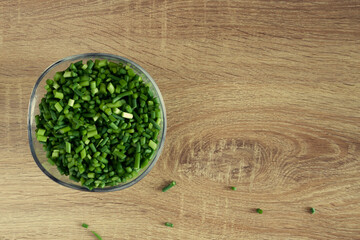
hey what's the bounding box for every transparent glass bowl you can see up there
[28,53,166,192]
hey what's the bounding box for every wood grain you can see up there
[1,0,360,239]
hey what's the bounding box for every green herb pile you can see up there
[35,59,162,190]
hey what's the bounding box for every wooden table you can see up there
[1,1,359,239]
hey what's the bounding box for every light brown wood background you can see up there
[1,0,360,239]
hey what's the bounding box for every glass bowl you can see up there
[28,53,167,192]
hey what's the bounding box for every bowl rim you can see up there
[28,53,167,192]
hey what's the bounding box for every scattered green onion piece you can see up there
[310,207,315,214]
[162,181,176,192]
[165,222,173,227]
[91,231,103,240]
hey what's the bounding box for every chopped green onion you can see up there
[149,140,157,150]
[35,59,162,190]
[54,102,63,112]
[149,118,161,130]
[256,208,263,214]
[81,223,89,228]
[54,92,64,99]
[109,122,118,130]
[162,181,176,192]
[121,112,133,119]
[231,186,237,191]
[37,135,47,142]
[80,148,86,159]
[37,128,46,136]
[59,126,71,134]
[310,207,315,214]
[134,153,141,169]
[63,71,72,78]
[52,150,59,158]
[91,231,102,240]
[107,82,115,94]
[68,99,75,107]
[65,142,71,153]
[165,222,173,227]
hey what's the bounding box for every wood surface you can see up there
[1,0,360,239]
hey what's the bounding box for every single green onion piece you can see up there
[122,112,133,119]
[134,153,141,169]
[54,102,63,112]
[79,81,89,87]
[99,83,106,94]
[80,148,86,159]
[91,231,102,240]
[37,128,46,136]
[104,108,112,116]
[54,92,64,99]
[87,130,98,138]
[93,113,101,122]
[165,222,173,227]
[114,90,133,100]
[310,207,315,214]
[231,186,237,191]
[149,140,157,150]
[82,95,91,101]
[75,144,84,153]
[109,122,118,130]
[149,118,161,130]
[68,99,75,107]
[81,63,88,70]
[119,79,127,87]
[256,208,263,214]
[107,82,115,94]
[98,59,107,67]
[87,60,94,69]
[37,135,47,142]
[141,159,149,169]
[54,72,62,81]
[114,151,126,159]
[162,181,176,192]
[63,71,72,78]
[59,126,71,134]
[113,108,121,115]
[52,150,59,158]
[90,81,96,89]
[53,82,60,89]
[89,143,97,153]
[65,142,71,153]
[81,223,89,228]
[108,74,121,81]
[91,88,99,95]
